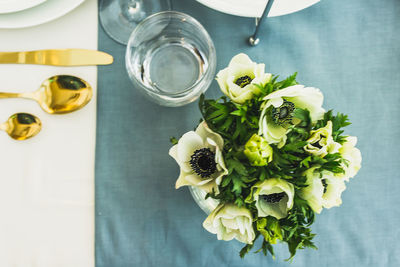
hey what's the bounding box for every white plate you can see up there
[196,0,320,18]
[0,0,85,29]
[0,0,46,14]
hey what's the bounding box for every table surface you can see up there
[95,0,400,266]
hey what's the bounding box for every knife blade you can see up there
[0,49,113,66]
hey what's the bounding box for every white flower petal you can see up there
[322,172,346,209]
[196,122,224,150]
[230,53,253,65]
[250,178,294,219]
[278,195,290,214]
[216,68,229,96]
[200,181,219,194]
[304,121,342,158]
[216,53,271,103]
[254,63,265,76]
[257,200,285,219]
[337,136,362,181]
[175,171,193,189]
[285,87,324,122]
[269,97,284,108]
[298,167,325,214]
[203,204,255,244]
[221,218,239,230]
[170,122,228,194]
[260,85,325,146]
[226,79,246,95]
[168,144,178,159]
[184,174,206,185]
[229,65,255,79]
[176,131,204,162]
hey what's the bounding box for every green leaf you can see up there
[283,141,308,152]
[257,217,283,245]
[221,176,232,187]
[244,184,257,204]
[241,176,258,183]
[208,108,227,120]
[300,156,312,168]
[169,137,178,145]
[220,116,234,131]
[232,174,247,194]
[230,110,242,116]
[314,110,352,144]
[235,197,244,207]
[275,72,298,89]
[293,108,311,127]
[259,168,267,181]
[254,83,267,95]
[226,158,248,176]
[240,243,254,258]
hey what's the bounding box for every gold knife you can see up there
[0,49,113,66]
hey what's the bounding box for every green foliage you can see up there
[194,73,353,260]
[170,137,178,145]
[257,217,283,244]
[280,196,317,261]
[274,72,298,90]
[314,110,351,144]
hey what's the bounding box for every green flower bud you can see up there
[244,134,273,166]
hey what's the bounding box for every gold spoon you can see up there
[0,113,42,140]
[0,75,92,114]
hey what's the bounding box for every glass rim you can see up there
[125,11,217,100]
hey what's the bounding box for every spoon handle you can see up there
[0,92,34,99]
[0,122,7,131]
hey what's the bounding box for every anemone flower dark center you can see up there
[234,75,253,88]
[312,134,326,149]
[322,179,328,194]
[261,192,286,203]
[190,148,217,178]
[271,99,295,126]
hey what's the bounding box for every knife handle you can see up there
[0,51,23,64]
[0,49,113,66]
[0,50,75,65]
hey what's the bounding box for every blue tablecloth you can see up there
[96,0,400,266]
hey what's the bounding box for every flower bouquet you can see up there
[169,54,362,260]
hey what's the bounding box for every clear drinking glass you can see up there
[125,11,217,107]
[99,0,171,45]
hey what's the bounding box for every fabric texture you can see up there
[96,0,400,266]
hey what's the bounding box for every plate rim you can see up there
[0,0,47,14]
[0,0,86,29]
[196,0,320,18]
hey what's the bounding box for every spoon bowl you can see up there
[37,75,93,114]
[0,113,42,140]
[0,75,93,114]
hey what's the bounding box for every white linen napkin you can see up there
[0,0,97,266]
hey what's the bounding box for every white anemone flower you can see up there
[298,167,324,214]
[304,121,342,157]
[321,172,347,209]
[299,167,347,213]
[259,85,325,148]
[169,122,228,193]
[216,53,272,104]
[246,178,295,219]
[203,203,255,244]
[337,136,362,181]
